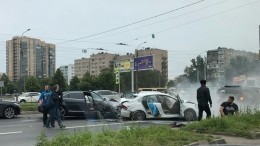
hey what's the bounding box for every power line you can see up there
[56,0,206,44]
[127,0,260,42]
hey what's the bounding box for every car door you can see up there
[90,92,106,111]
[157,94,180,115]
[64,92,87,113]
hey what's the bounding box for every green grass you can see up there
[36,126,214,146]
[183,108,260,138]
[20,102,38,111]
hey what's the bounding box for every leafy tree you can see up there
[184,55,206,83]
[0,74,16,94]
[137,70,166,88]
[98,68,116,91]
[79,72,96,91]
[38,77,52,91]
[51,69,67,91]
[70,76,80,91]
[25,76,40,92]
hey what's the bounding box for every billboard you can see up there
[134,55,153,71]
[114,60,131,72]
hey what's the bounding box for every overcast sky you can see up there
[0,0,260,79]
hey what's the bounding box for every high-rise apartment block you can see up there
[6,36,55,81]
[59,64,74,85]
[207,47,258,84]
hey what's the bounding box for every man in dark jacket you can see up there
[197,79,212,121]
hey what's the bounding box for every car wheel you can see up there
[133,111,146,121]
[3,106,15,119]
[184,109,197,121]
[19,99,26,103]
[60,106,66,120]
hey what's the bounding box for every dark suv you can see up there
[217,85,260,103]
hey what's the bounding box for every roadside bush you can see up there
[20,102,38,111]
[36,126,214,146]
[183,109,260,138]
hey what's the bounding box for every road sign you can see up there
[134,55,153,71]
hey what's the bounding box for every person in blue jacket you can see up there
[38,85,53,127]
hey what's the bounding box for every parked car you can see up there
[120,92,198,121]
[217,85,260,103]
[15,92,40,103]
[93,90,120,101]
[58,91,119,119]
[0,100,21,119]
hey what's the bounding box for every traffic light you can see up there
[115,71,120,84]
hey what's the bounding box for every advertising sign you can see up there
[134,55,153,71]
[114,60,131,72]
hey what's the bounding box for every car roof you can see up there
[136,92,169,97]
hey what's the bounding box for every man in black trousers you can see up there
[197,79,212,121]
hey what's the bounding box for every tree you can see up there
[184,55,206,83]
[137,70,166,88]
[51,69,67,91]
[38,77,52,91]
[25,76,40,92]
[98,68,116,91]
[69,76,80,91]
[0,74,16,94]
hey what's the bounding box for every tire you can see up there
[19,99,26,103]
[184,109,197,121]
[133,110,146,121]
[3,106,15,119]
[60,106,66,120]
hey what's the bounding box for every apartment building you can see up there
[6,36,55,81]
[74,58,90,78]
[207,47,258,84]
[137,48,168,80]
[89,52,116,76]
[59,64,75,85]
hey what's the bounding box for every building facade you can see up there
[74,58,90,79]
[137,48,168,81]
[207,47,258,85]
[6,36,55,81]
[89,52,116,76]
[59,64,74,85]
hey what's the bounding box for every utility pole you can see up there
[135,42,147,92]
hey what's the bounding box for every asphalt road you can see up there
[0,114,179,146]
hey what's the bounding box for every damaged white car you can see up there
[120,92,198,121]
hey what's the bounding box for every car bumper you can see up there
[120,109,131,118]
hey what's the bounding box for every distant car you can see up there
[120,92,198,121]
[217,85,260,103]
[15,92,40,103]
[0,100,21,119]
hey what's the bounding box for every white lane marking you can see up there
[21,120,37,122]
[0,131,23,135]
[65,121,145,129]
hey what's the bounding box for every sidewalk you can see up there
[213,134,260,145]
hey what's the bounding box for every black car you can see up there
[60,91,118,118]
[217,85,260,103]
[0,100,21,119]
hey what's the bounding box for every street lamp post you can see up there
[20,29,31,92]
[135,41,147,92]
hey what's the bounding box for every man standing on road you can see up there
[219,96,238,116]
[38,85,53,127]
[197,79,212,121]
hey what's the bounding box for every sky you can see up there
[0,0,260,80]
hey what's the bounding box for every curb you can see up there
[185,138,226,146]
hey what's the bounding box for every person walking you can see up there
[46,85,65,129]
[38,85,53,127]
[55,84,63,120]
[219,96,238,116]
[197,79,212,121]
